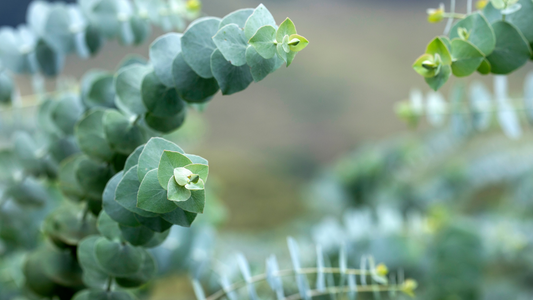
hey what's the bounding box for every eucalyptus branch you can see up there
[204,267,408,300]
[416,0,533,91]
[283,285,403,300]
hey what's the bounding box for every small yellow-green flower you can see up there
[427,4,445,23]
[476,0,488,9]
[401,279,418,297]
[376,263,389,276]
[186,0,202,12]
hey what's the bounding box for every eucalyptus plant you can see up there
[308,128,533,299]
[0,1,310,300]
[413,0,533,90]
[396,73,533,139]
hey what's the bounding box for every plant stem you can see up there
[443,0,456,35]
[205,268,386,300]
[283,285,402,300]
[106,277,113,292]
[442,13,466,19]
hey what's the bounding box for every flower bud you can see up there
[427,4,445,23]
[376,263,389,276]
[476,0,488,9]
[401,279,418,297]
[186,0,202,12]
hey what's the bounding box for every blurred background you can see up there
[2,0,533,299]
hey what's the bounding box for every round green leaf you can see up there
[43,4,75,53]
[81,0,123,38]
[103,109,147,155]
[38,98,62,137]
[51,94,84,136]
[41,246,83,287]
[72,289,134,300]
[0,27,34,74]
[167,177,191,202]
[486,21,531,74]
[150,33,182,87]
[116,165,158,218]
[426,37,452,65]
[184,164,209,183]
[211,49,253,95]
[13,131,41,174]
[115,64,151,116]
[174,167,193,186]
[213,24,248,67]
[172,53,219,103]
[181,17,221,78]
[119,224,155,246]
[84,24,104,56]
[134,215,173,232]
[75,109,115,162]
[103,171,142,227]
[220,8,254,29]
[449,12,495,56]
[8,177,48,206]
[185,178,204,190]
[289,34,309,52]
[185,154,209,165]
[282,35,290,53]
[450,39,485,77]
[157,150,193,189]
[276,43,297,67]
[160,208,197,227]
[131,15,151,45]
[0,72,14,104]
[141,71,186,117]
[249,25,277,59]
[137,137,184,182]
[138,169,178,213]
[115,250,156,288]
[35,40,65,77]
[59,154,86,202]
[277,18,297,44]
[24,248,59,297]
[124,145,144,173]
[118,55,148,69]
[97,211,122,241]
[75,156,114,200]
[143,229,171,248]
[43,205,98,247]
[413,53,439,78]
[173,187,205,214]
[81,70,116,108]
[244,4,277,40]
[95,237,144,277]
[477,58,491,75]
[144,110,187,134]
[484,0,533,44]
[48,136,80,164]
[426,65,451,91]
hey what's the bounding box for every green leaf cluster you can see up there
[414,1,533,90]
[0,0,201,78]
[0,2,307,299]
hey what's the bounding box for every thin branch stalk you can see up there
[205,268,386,300]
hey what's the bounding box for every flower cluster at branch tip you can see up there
[186,0,202,12]
[476,0,489,9]
[401,279,418,297]
[376,263,389,276]
[174,167,204,190]
[427,3,445,23]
